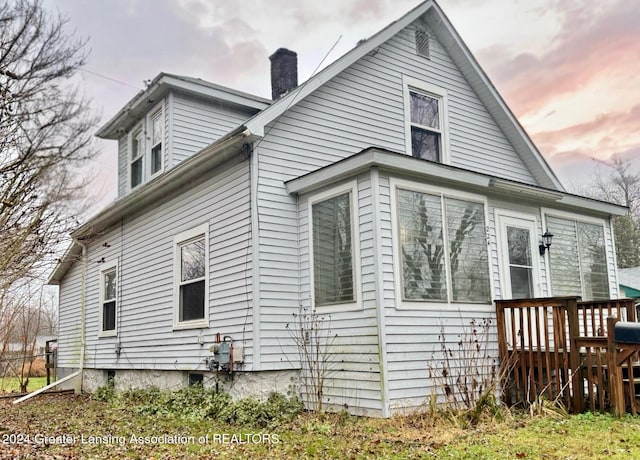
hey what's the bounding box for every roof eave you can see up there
[285,148,627,217]
[97,74,271,140]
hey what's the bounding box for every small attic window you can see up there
[415,29,430,59]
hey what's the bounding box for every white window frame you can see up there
[541,208,612,299]
[147,102,164,179]
[126,101,165,192]
[402,75,450,164]
[128,124,144,191]
[494,210,543,300]
[389,178,493,310]
[173,223,209,330]
[98,260,118,338]
[308,180,362,313]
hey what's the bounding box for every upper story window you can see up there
[403,76,449,163]
[545,213,610,300]
[150,109,163,176]
[99,261,118,336]
[393,180,490,306]
[309,182,360,311]
[173,224,209,329]
[128,102,164,191]
[130,129,144,189]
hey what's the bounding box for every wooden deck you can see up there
[495,297,638,414]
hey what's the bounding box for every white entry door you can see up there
[497,213,541,299]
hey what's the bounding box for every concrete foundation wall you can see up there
[79,368,299,400]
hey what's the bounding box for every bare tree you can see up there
[0,0,95,294]
[590,157,640,268]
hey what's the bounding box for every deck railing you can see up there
[495,297,636,414]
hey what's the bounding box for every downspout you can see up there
[76,239,87,393]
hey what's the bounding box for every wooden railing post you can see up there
[607,316,624,417]
[567,297,584,413]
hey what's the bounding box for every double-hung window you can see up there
[174,224,208,328]
[546,214,609,300]
[130,128,144,189]
[395,184,490,305]
[150,109,163,176]
[403,77,448,162]
[128,103,164,191]
[310,183,359,309]
[99,261,117,336]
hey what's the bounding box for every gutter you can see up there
[72,127,251,240]
[77,239,87,393]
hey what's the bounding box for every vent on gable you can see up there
[415,29,430,59]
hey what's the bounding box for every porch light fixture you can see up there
[539,230,554,256]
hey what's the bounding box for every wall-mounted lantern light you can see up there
[539,230,554,256]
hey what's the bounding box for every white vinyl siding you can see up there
[171,93,257,166]
[57,159,253,370]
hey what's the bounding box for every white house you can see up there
[48,1,627,417]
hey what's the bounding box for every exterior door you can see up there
[497,213,541,300]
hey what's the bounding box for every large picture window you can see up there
[546,215,609,300]
[311,186,358,308]
[99,261,117,336]
[397,187,490,304]
[174,224,208,328]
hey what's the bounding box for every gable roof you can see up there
[49,0,568,285]
[97,73,271,139]
[243,0,564,190]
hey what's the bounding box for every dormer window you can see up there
[403,76,449,163]
[150,109,163,176]
[127,102,164,191]
[130,128,144,189]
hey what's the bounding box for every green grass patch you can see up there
[3,391,640,459]
[0,376,47,393]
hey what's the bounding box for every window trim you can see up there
[541,208,612,300]
[173,223,209,330]
[126,101,165,192]
[402,75,450,164]
[308,180,362,313]
[98,260,118,338]
[128,124,144,191]
[389,178,493,310]
[147,102,164,179]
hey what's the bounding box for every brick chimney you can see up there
[269,48,298,100]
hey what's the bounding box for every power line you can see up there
[79,68,143,91]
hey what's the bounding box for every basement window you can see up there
[188,373,204,386]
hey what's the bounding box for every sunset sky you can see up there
[43,0,640,205]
